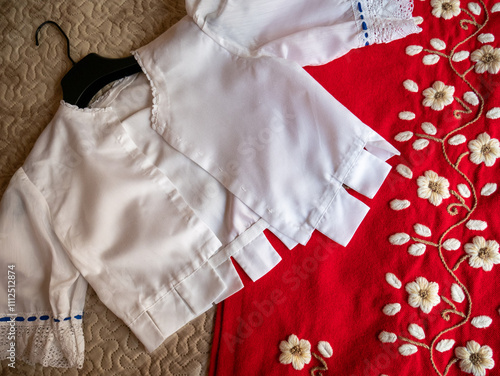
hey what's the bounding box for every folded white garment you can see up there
[0,0,420,368]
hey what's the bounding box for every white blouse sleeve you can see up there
[0,169,87,368]
[186,0,421,66]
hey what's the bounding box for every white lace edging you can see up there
[131,50,161,133]
[352,0,422,46]
[0,316,84,368]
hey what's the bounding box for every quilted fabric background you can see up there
[0,1,216,374]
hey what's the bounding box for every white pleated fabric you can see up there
[0,0,420,368]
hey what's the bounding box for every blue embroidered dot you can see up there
[0,317,11,322]
[64,317,71,321]
[360,15,364,19]
[358,2,363,12]
[40,315,50,321]
[362,22,368,30]
[74,315,83,319]
[28,316,37,322]
[365,42,370,46]
[15,317,25,321]
[365,33,369,38]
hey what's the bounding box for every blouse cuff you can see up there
[353,0,422,47]
[0,313,84,368]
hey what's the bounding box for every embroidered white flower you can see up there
[431,0,461,19]
[422,81,455,111]
[279,334,312,370]
[464,236,500,272]
[468,133,500,167]
[405,277,441,313]
[471,45,500,74]
[455,341,495,376]
[417,170,451,206]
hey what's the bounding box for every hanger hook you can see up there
[35,20,76,66]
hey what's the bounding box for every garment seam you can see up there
[16,169,78,269]
[309,140,366,233]
[128,250,216,326]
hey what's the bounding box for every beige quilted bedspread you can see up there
[0,1,216,374]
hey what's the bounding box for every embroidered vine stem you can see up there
[454,152,469,168]
[414,133,443,143]
[441,295,457,310]
[410,236,439,247]
[423,2,488,375]
[443,358,459,376]
[422,48,449,59]
[398,335,430,349]
[310,353,328,376]
[453,96,472,118]
[452,254,470,271]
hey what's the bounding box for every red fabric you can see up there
[209,1,500,375]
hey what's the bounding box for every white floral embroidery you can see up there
[423,54,441,65]
[486,107,500,119]
[417,170,451,206]
[493,3,500,12]
[408,323,425,340]
[389,233,410,245]
[464,236,500,271]
[451,283,465,303]
[471,316,493,329]
[478,33,495,43]
[481,183,497,196]
[414,223,431,237]
[379,331,398,343]
[468,2,482,15]
[405,277,441,314]
[468,133,500,166]
[399,344,418,356]
[383,303,402,316]
[430,38,447,50]
[413,15,424,25]
[408,243,426,256]
[317,341,333,358]
[458,183,471,198]
[455,341,495,376]
[443,238,461,250]
[403,79,419,92]
[406,45,423,56]
[390,199,411,210]
[422,81,455,111]
[279,334,312,370]
[396,164,413,179]
[466,219,488,231]
[394,131,414,142]
[399,111,416,120]
[436,339,455,352]
[463,91,479,105]
[421,122,437,135]
[403,80,418,93]
[413,139,429,150]
[431,0,461,19]
[453,50,470,62]
[385,273,402,289]
[471,45,500,74]
[448,134,467,145]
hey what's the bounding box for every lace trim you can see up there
[0,314,84,368]
[131,50,161,133]
[352,0,422,46]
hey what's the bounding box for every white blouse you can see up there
[0,0,420,368]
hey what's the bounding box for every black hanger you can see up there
[35,21,142,108]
